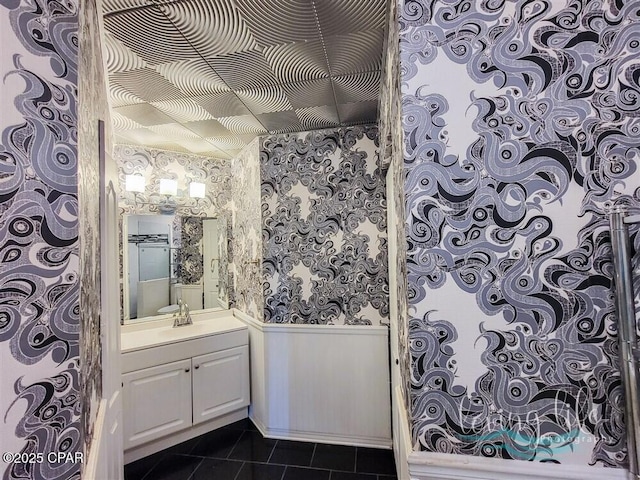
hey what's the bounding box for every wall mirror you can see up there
[122,214,228,323]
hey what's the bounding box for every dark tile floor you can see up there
[125,419,397,480]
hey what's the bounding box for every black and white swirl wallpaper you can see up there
[180,216,204,285]
[1,0,109,478]
[230,139,264,320]
[261,126,389,325]
[392,0,640,469]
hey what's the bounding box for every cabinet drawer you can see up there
[192,346,250,424]
[123,359,192,450]
[122,329,248,374]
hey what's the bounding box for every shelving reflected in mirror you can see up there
[123,214,228,324]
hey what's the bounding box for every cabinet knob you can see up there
[185,368,190,373]
[195,365,200,369]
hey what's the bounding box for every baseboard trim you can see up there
[407,450,629,480]
[250,415,391,449]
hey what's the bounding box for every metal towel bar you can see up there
[609,206,640,480]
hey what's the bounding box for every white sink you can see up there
[157,304,180,315]
[120,312,247,353]
[156,322,207,337]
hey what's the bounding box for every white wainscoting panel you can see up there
[234,309,391,448]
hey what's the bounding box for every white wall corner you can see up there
[393,385,413,480]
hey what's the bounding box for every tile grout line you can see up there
[136,452,168,480]
[309,443,318,468]
[231,460,245,480]
[184,457,205,480]
[226,428,248,460]
[266,438,278,464]
[354,446,358,473]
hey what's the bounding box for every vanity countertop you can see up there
[121,312,247,353]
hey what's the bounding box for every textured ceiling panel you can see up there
[116,127,175,146]
[102,0,148,14]
[217,115,268,135]
[235,86,293,115]
[333,71,382,104]
[182,119,233,137]
[156,59,230,97]
[325,30,384,75]
[105,6,200,65]
[314,0,386,37]
[148,123,201,139]
[205,49,280,90]
[108,83,144,107]
[282,78,335,109]
[235,0,321,47]
[104,32,147,73]
[113,104,175,126]
[159,0,258,57]
[257,111,303,134]
[296,105,341,130]
[194,92,252,118]
[337,101,378,125]
[263,40,330,83]
[175,138,229,157]
[110,68,184,102]
[151,99,214,123]
[102,0,384,157]
[204,136,247,150]
[111,111,144,131]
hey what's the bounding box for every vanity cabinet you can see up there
[123,359,192,449]
[121,315,250,461]
[192,346,250,424]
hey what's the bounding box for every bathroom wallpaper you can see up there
[0,0,109,478]
[114,144,233,313]
[115,144,232,218]
[379,0,412,413]
[180,216,204,285]
[261,126,389,325]
[398,0,639,469]
[229,138,264,319]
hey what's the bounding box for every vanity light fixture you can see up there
[189,181,206,199]
[125,174,146,193]
[159,178,178,196]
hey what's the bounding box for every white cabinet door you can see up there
[122,359,192,450]
[192,346,250,425]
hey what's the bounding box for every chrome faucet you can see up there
[172,298,193,327]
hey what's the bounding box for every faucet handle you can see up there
[183,303,192,324]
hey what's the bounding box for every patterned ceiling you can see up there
[102,0,386,158]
